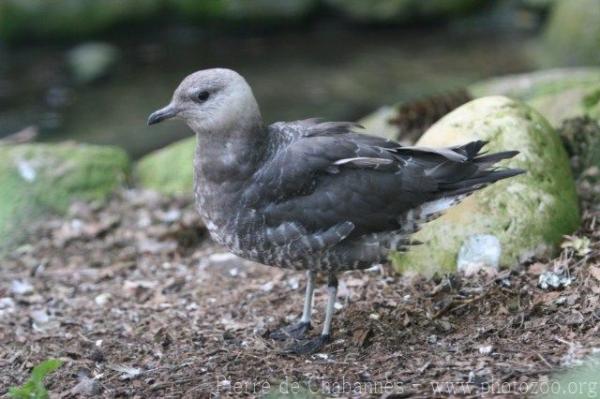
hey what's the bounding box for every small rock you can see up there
[67,42,119,84]
[479,345,493,355]
[0,297,16,317]
[137,239,177,254]
[31,309,49,324]
[10,279,34,295]
[538,271,573,290]
[109,364,142,380]
[457,234,501,276]
[94,293,111,306]
[259,281,274,292]
[30,309,58,331]
[72,374,101,396]
[155,208,181,223]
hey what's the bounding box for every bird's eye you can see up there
[196,91,210,102]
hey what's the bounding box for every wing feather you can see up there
[257,121,521,244]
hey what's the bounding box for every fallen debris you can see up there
[0,189,598,397]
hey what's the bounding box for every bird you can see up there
[147,68,524,354]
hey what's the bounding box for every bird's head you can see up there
[147,68,261,134]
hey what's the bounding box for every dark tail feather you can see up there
[441,168,525,195]
[452,140,488,159]
[439,141,525,196]
[474,150,520,165]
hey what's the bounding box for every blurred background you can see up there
[1,0,594,158]
[3,2,600,396]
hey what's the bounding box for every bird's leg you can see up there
[270,270,315,341]
[286,273,338,354]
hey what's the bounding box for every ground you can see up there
[0,189,599,398]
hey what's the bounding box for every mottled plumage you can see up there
[148,68,524,353]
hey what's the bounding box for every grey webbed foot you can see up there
[285,334,331,355]
[269,321,311,341]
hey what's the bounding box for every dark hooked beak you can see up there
[147,104,177,126]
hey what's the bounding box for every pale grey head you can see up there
[147,68,262,134]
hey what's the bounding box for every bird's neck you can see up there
[194,119,266,184]
[193,118,266,241]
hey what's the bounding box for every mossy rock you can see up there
[0,0,162,41]
[469,68,600,127]
[170,0,318,23]
[134,136,195,196]
[0,142,129,251]
[538,0,600,67]
[392,96,580,276]
[323,0,482,23]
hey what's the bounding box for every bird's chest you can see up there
[194,177,262,251]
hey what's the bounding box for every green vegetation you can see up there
[8,359,63,399]
[539,0,600,66]
[0,0,162,41]
[134,136,195,196]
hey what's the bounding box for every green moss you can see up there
[392,97,580,275]
[323,0,481,22]
[583,88,600,109]
[0,0,162,41]
[170,0,318,23]
[584,88,600,121]
[134,136,195,196]
[0,143,129,251]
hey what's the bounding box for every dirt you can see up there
[0,187,599,398]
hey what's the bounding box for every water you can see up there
[0,24,535,158]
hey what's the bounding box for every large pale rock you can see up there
[392,96,580,276]
[134,137,195,196]
[357,105,400,143]
[0,143,129,250]
[469,68,600,127]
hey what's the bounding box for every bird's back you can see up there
[225,119,523,271]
